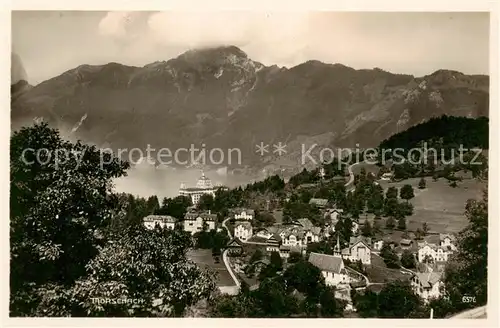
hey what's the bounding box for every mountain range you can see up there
[11,46,489,173]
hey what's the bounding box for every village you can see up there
[142,164,467,312]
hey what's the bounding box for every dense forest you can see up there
[378,115,489,152]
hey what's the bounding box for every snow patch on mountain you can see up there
[71,113,88,133]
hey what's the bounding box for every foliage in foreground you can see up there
[10,123,216,316]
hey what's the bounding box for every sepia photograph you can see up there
[7,6,494,322]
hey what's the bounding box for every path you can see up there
[220,217,240,293]
[345,161,366,191]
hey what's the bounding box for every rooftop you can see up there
[309,198,329,207]
[350,236,372,248]
[184,211,217,221]
[235,221,252,229]
[414,272,443,287]
[143,215,176,223]
[308,252,344,274]
[231,208,255,216]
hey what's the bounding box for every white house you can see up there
[255,228,274,240]
[308,252,350,287]
[439,234,457,251]
[326,208,343,223]
[232,208,255,221]
[380,172,394,181]
[411,272,444,302]
[340,236,372,265]
[143,215,176,230]
[351,221,359,234]
[372,239,384,251]
[234,221,253,241]
[183,210,217,234]
[417,241,453,263]
[281,219,322,247]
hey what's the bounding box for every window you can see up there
[188,222,194,226]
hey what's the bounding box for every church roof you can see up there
[308,252,344,274]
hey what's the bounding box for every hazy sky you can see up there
[12,11,489,85]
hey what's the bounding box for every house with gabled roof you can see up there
[439,234,457,250]
[234,221,252,241]
[336,236,372,265]
[265,234,281,252]
[410,271,445,302]
[417,240,454,263]
[226,238,243,256]
[143,215,177,230]
[282,218,322,247]
[183,210,217,234]
[308,252,350,287]
[230,208,255,221]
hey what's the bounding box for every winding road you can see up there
[345,161,366,191]
[219,160,368,293]
[220,217,240,293]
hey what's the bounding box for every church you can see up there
[179,171,225,205]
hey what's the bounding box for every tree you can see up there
[352,289,378,317]
[307,241,333,255]
[198,194,215,211]
[287,252,303,264]
[385,217,396,230]
[377,281,423,318]
[400,184,415,202]
[146,195,160,214]
[319,286,345,317]
[361,221,373,237]
[254,211,276,228]
[401,250,416,268]
[397,218,406,230]
[335,217,353,246]
[249,249,263,264]
[10,123,130,315]
[69,228,216,317]
[418,178,426,189]
[422,222,429,235]
[386,187,398,199]
[415,228,424,240]
[373,219,382,234]
[252,277,300,317]
[443,190,488,313]
[270,251,283,272]
[367,188,384,215]
[380,243,400,268]
[398,202,414,216]
[383,197,399,217]
[283,259,324,299]
[158,196,192,219]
